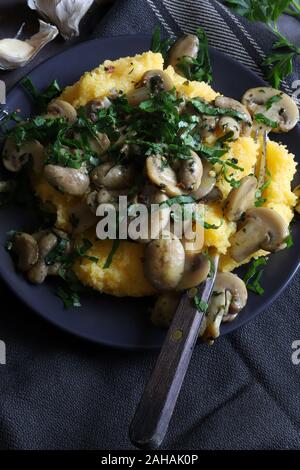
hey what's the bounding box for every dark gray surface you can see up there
[0,0,300,450]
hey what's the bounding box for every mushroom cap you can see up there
[91,162,135,190]
[12,233,39,272]
[46,99,77,123]
[146,155,181,196]
[44,164,90,196]
[167,34,200,69]
[144,231,185,290]
[229,207,289,262]
[214,96,252,123]
[141,69,174,92]
[176,252,210,290]
[242,87,299,133]
[224,175,257,222]
[180,151,203,192]
[2,138,29,172]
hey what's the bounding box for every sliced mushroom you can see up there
[85,97,112,122]
[151,292,181,328]
[215,96,252,137]
[242,87,299,133]
[167,34,199,75]
[12,233,39,272]
[229,207,289,262]
[144,231,185,290]
[224,175,257,221]
[91,162,135,190]
[131,185,170,243]
[176,252,210,290]
[44,164,90,196]
[141,69,174,93]
[46,99,77,123]
[293,184,300,214]
[2,138,44,173]
[201,272,248,342]
[190,161,216,200]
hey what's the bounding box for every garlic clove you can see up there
[28,0,95,40]
[0,20,58,70]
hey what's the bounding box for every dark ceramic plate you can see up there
[1,35,299,349]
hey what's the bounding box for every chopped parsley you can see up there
[56,287,81,309]
[285,232,293,248]
[176,28,212,83]
[254,113,278,128]
[151,25,174,59]
[103,239,120,269]
[265,94,282,110]
[194,294,209,313]
[21,77,61,113]
[243,257,268,295]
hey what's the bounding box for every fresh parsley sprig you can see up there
[223,0,300,88]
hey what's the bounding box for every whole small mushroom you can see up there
[229,207,289,262]
[85,97,112,122]
[45,99,77,123]
[44,164,90,196]
[12,233,39,272]
[2,138,45,174]
[127,69,174,106]
[91,162,135,190]
[146,151,203,196]
[167,34,199,76]
[144,231,185,290]
[176,252,210,290]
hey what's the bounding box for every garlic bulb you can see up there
[0,20,58,70]
[28,0,95,40]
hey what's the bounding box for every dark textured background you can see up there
[0,0,300,450]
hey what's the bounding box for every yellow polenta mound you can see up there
[73,231,156,297]
[33,51,297,296]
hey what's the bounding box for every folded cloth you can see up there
[0,0,300,451]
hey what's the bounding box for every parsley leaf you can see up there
[176,28,212,83]
[151,25,174,59]
[56,287,81,309]
[223,1,300,88]
[103,239,120,269]
[254,113,278,128]
[265,93,283,110]
[21,77,61,113]
[243,257,268,295]
[194,294,209,313]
